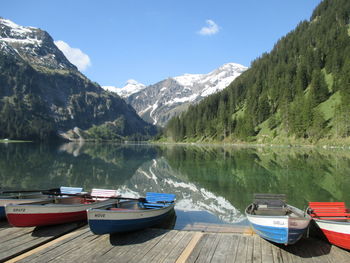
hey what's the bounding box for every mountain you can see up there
[0,18,156,141]
[164,0,350,144]
[111,63,247,126]
[103,79,146,98]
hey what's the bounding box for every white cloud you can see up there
[198,19,220,36]
[54,40,91,71]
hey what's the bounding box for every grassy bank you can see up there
[0,139,32,143]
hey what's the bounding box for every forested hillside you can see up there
[0,18,156,141]
[164,0,350,144]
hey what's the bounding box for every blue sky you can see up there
[2,0,322,88]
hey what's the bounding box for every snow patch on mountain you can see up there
[102,86,120,93]
[122,62,247,126]
[0,18,42,46]
[115,79,146,98]
[0,18,77,71]
[172,63,247,99]
[173,73,203,87]
[0,18,32,35]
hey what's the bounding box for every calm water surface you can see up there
[0,142,349,229]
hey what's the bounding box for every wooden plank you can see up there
[111,229,169,263]
[69,235,110,262]
[103,229,162,261]
[245,234,254,263]
[2,227,349,263]
[186,233,209,263]
[223,234,240,263]
[0,222,84,262]
[260,238,274,263]
[193,233,221,263]
[138,230,179,263]
[100,229,167,262]
[307,238,335,263]
[326,244,350,263]
[279,245,295,263]
[286,245,303,263]
[21,229,94,262]
[0,227,35,246]
[289,239,316,263]
[270,243,283,263]
[210,234,234,263]
[6,228,86,263]
[252,234,262,263]
[233,235,248,262]
[151,230,187,263]
[162,231,194,263]
[19,228,92,262]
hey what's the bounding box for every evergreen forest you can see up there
[164,0,350,144]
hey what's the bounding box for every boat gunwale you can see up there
[245,203,310,220]
[312,217,350,225]
[5,198,116,209]
[88,202,175,214]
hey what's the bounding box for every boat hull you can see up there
[0,195,53,220]
[314,219,350,250]
[246,205,310,245]
[6,210,86,226]
[88,204,174,234]
[5,199,115,227]
[0,207,5,219]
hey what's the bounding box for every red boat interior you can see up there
[308,202,350,221]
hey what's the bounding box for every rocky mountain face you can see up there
[0,18,156,140]
[110,63,247,126]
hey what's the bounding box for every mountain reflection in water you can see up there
[0,142,349,229]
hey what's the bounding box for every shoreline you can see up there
[151,139,350,150]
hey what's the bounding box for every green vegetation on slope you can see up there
[164,0,350,144]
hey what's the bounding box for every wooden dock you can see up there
[0,221,349,263]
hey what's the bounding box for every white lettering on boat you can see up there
[13,208,26,212]
[94,214,105,218]
[273,220,285,226]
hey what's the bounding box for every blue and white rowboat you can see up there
[245,194,311,245]
[87,192,175,234]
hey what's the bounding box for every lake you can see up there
[0,142,349,230]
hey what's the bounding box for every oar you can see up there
[41,191,145,201]
[0,188,60,195]
[40,192,174,204]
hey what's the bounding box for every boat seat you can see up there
[60,186,83,195]
[90,188,118,200]
[254,196,286,209]
[254,208,288,216]
[144,192,175,208]
[308,202,349,219]
[252,193,288,215]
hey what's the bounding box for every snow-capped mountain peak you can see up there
[123,63,247,126]
[173,73,203,87]
[102,79,146,98]
[0,17,76,71]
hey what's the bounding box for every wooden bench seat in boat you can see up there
[143,192,175,208]
[309,202,350,221]
[253,193,288,216]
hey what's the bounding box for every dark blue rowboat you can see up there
[87,192,175,234]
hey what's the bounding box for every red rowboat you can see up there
[308,202,350,250]
[5,188,118,227]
